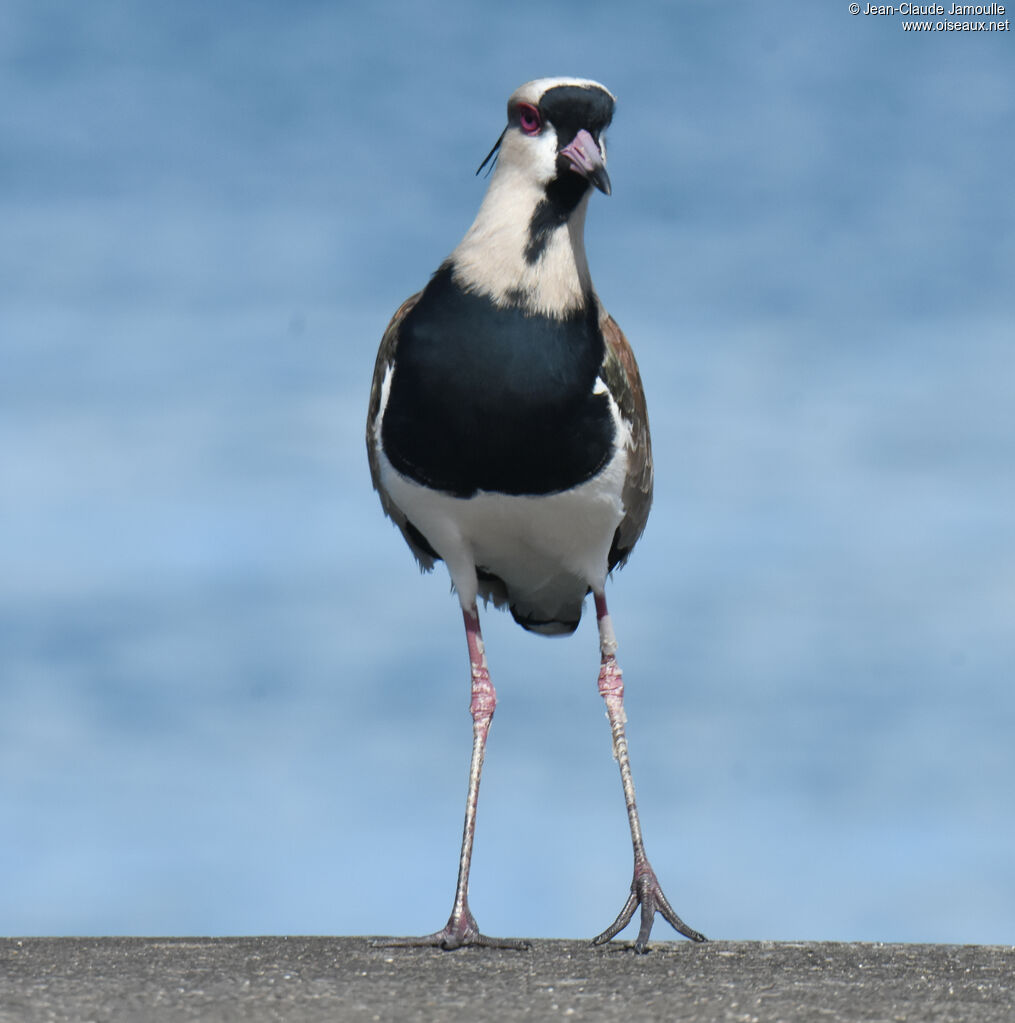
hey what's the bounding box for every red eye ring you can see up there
[517,103,541,136]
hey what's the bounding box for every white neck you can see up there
[449,161,593,318]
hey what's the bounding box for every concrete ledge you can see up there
[2,937,1013,1022]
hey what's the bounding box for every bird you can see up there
[366,77,705,953]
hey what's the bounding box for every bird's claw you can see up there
[374,905,530,951]
[592,862,706,953]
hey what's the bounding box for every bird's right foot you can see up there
[374,906,530,951]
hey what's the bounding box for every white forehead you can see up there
[508,77,616,107]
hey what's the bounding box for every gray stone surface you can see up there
[1,937,1013,1022]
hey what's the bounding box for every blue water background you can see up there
[2,1,1013,943]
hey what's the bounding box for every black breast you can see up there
[381,264,615,498]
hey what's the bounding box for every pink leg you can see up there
[591,591,706,953]
[384,603,527,950]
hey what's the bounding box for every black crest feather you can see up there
[476,128,506,177]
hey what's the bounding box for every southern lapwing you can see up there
[366,77,705,953]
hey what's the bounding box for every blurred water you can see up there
[2,1,1013,943]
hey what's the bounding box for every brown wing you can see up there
[598,304,654,570]
[365,290,440,570]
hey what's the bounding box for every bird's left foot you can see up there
[592,861,707,953]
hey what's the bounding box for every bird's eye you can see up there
[517,103,541,136]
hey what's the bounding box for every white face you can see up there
[494,77,615,192]
[495,116,562,191]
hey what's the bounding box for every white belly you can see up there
[377,444,628,628]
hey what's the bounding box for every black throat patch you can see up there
[524,173,589,265]
[524,84,614,266]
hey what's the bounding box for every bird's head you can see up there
[451,78,615,315]
[479,78,615,204]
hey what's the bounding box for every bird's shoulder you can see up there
[367,289,422,429]
[599,309,644,417]
[366,289,425,547]
[596,305,654,570]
